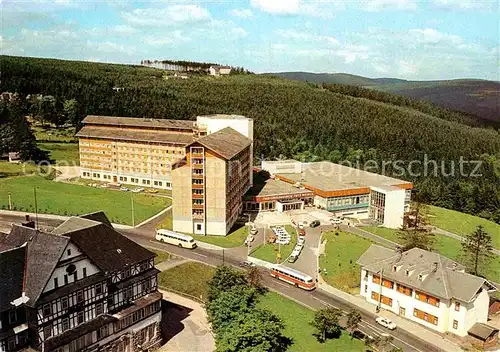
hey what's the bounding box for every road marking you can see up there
[361,321,424,352]
[193,252,208,258]
[312,297,340,309]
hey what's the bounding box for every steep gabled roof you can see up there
[189,127,251,160]
[0,245,26,311]
[0,225,70,305]
[53,216,154,273]
[357,245,495,302]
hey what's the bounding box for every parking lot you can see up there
[252,208,340,279]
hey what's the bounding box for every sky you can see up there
[2,0,499,80]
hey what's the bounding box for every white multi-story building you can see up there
[357,245,496,336]
[0,212,162,352]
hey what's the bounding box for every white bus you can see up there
[155,229,197,249]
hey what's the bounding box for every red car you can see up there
[299,229,306,236]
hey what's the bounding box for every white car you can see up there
[131,187,144,193]
[375,317,397,330]
[120,187,129,192]
[250,227,258,235]
[297,237,305,246]
[330,217,342,224]
[298,222,305,229]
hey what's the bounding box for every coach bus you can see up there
[270,265,316,290]
[155,229,197,249]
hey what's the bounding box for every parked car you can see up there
[375,317,397,330]
[145,189,158,194]
[310,220,320,228]
[288,255,298,263]
[250,227,258,235]
[330,217,342,224]
[298,222,305,229]
[299,228,306,236]
[297,237,305,246]
[132,187,144,193]
[239,260,255,268]
[120,187,129,192]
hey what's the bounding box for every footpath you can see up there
[157,289,214,352]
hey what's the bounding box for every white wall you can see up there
[383,189,406,229]
[43,243,100,293]
[461,288,490,336]
[173,218,194,234]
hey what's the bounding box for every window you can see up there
[196,224,202,231]
[73,272,78,281]
[83,268,87,278]
[64,275,68,285]
[67,248,71,256]
[77,311,84,324]
[453,320,458,329]
[148,324,155,340]
[53,277,58,288]
[364,284,368,293]
[77,290,84,303]
[9,310,17,324]
[62,318,69,332]
[95,283,102,295]
[44,324,52,339]
[96,303,104,315]
[454,302,460,311]
[61,297,68,310]
[43,304,52,317]
[8,337,15,350]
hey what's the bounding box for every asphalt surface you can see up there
[123,227,443,352]
[0,212,445,352]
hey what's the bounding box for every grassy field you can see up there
[191,224,248,248]
[33,125,77,142]
[158,261,216,301]
[319,231,373,293]
[0,176,170,224]
[258,291,364,352]
[151,249,172,265]
[362,226,500,282]
[156,211,173,230]
[251,225,298,263]
[0,161,44,178]
[428,205,500,249]
[38,142,79,165]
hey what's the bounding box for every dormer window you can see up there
[418,274,423,281]
[392,265,397,272]
[405,270,409,276]
[67,249,71,256]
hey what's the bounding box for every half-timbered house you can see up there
[0,212,162,352]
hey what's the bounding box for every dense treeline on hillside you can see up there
[1,55,499,223]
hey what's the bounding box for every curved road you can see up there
[123,227,443,352]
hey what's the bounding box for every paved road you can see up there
[123,227,442,352]
[0,212,462,351]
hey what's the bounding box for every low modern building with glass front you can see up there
[257,160,412,228]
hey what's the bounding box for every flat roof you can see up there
[83,115,195,130]
[247,177,313,198]
[276,161,411,192]
[76,126,194,145]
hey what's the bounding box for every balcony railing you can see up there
[192,184,204,189]
[192,194,204,199]
[192,212,204,219]
[192,204,204,209]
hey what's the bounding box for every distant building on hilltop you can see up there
[0,212,162,352]
[209,65,232,76]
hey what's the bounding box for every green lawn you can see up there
[38,142,79,165]
[319,231,373,293]
[428,205,500,249]
[33,125,77,142]
[191,224,249,248]
[156,211,173,230]
[362,226,400,243]
[158,261,216,301]
[362,226,500,283]
[0,161,43,178]
[151,249,172,265]
[251,225,298,263]
[0,176,170,225]
[258,292,364,352]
